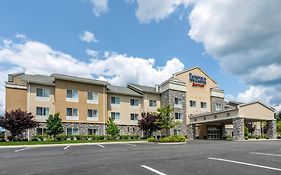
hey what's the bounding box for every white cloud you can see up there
[89,0,108,16]
[135,0,191,23]
[80,31,97,43]
[0,37,184,113]
[188,0,281,109]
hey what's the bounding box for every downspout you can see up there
[103,85,106,136]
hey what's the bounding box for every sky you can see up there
[0,0,281,114]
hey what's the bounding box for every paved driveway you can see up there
[0,140,281,175]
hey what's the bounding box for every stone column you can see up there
[221,125,226,139]
[267,120,277,139]
[187,124,196,140]
[232,117,244,140]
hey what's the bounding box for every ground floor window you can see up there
[88,128,98,135]
[36,128,45,135]
[174,129,180,135]
[66,128,79,135]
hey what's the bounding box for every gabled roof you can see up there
[51,73,109,86]
[238,101,275,112]
[127,83,161,94]
[174,66,217,85]
[107,85,143,97]
[160,76,186,86]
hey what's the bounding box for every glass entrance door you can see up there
[207,127,220,140]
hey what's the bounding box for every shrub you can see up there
[159,137,170,142]
[55,134,68,141]
[225,135,233,141]
[147,137,157,142]
[256,135,261,139]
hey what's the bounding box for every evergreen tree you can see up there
[46,113,64,139]
[106,117,120,138]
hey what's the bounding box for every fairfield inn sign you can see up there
[189,73,206,87]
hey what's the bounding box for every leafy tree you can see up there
[46,113,64,139]
[106,117,120,138]
[155,105,180,136]
[138,113,160,138]
[277,120,281,133]
[0,109,39,141]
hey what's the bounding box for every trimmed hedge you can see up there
[148,135,186,143]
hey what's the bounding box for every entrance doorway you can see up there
[207,127,220,140]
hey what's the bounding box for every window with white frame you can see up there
[87,91,98,104]
[215,103,222,111]
[190,100,196,107]
[149,100,157,107]
[36,107,49,116]
[87,109,98,120]
[36,88,50,98]
[88,128,98,135]
[111,96,120,105]
[201,102,207,108]
[174,98,183,108]
[130,113,138,121]
[175,112,182,120]
[66,108,78,120]
[66,128,79,135]
[130,99,139,106]
[111,112,120,120]
[66,89,78,101]
[36,128,45,135]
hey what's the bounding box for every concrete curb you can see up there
[157,142,187,145]
[235,139,281,142]
[0,140,148,149]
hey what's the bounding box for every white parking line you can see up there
[208,157,281,172]
[123,143,137,147]
[14,147,31,152]
[64,145,70,150]
[141,165,167,175]
[96,144,105,148]
[250,152,281,157]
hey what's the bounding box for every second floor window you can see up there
[36,107,49,116]
[130,99,139,106]
[201,102,207,108]
[88,109,98,118]
[36,88,50,98]
[175,98,183,107]
[111,97,120,105]
[175,112,182,120]
[149,100,157,107]
[66,108,78,117]
[190,100,196,107]
[66,89,78,100]
[215,103,222,111]
[130,113,138,121]
[111,112,120,120]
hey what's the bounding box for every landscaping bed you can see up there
[147,135,186,143]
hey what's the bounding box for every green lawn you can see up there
[0,139,143,146]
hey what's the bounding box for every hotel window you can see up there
[174,98,183,108]
[36,128,45,135]
[190,100,196,107]
[215,103,222,111]
[130,113,138,121]
[111,96,120,105]
[66,128,79,135]
[87,92,98,104]
[88,128,98,135]
[66,108,78,117]
[36,107,49,116]
[175,112,182,120]
[36,88,50,98]
[149,100,157,107]
[66,89,78,101]
[201,102,207,108]
[111,112,120,120]
[130,99,139,106]
[87,109,98,120]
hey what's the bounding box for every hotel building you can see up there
[5,67,277,140]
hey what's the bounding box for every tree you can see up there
[155,105,180,136]
[46,113,64,139]
[138,113,160,138]
[0,109,39,141]
[106,117,120,138]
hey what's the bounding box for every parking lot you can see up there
[0,140,281,175]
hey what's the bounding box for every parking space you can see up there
[0,141,280,175]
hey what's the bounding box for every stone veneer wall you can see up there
[267,120,277,139]
[232,117,244,140]
[118,125,141,135]
[211,96,225,112]
[160,89,187,136]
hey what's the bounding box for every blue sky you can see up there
[1,0,281,112]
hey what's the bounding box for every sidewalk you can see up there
[0,140,147,149]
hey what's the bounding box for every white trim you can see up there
[66,98,79,102]
[66,116,79,120]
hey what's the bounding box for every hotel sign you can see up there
[189,73,206,87]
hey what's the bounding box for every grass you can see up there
[0,139,143,146]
